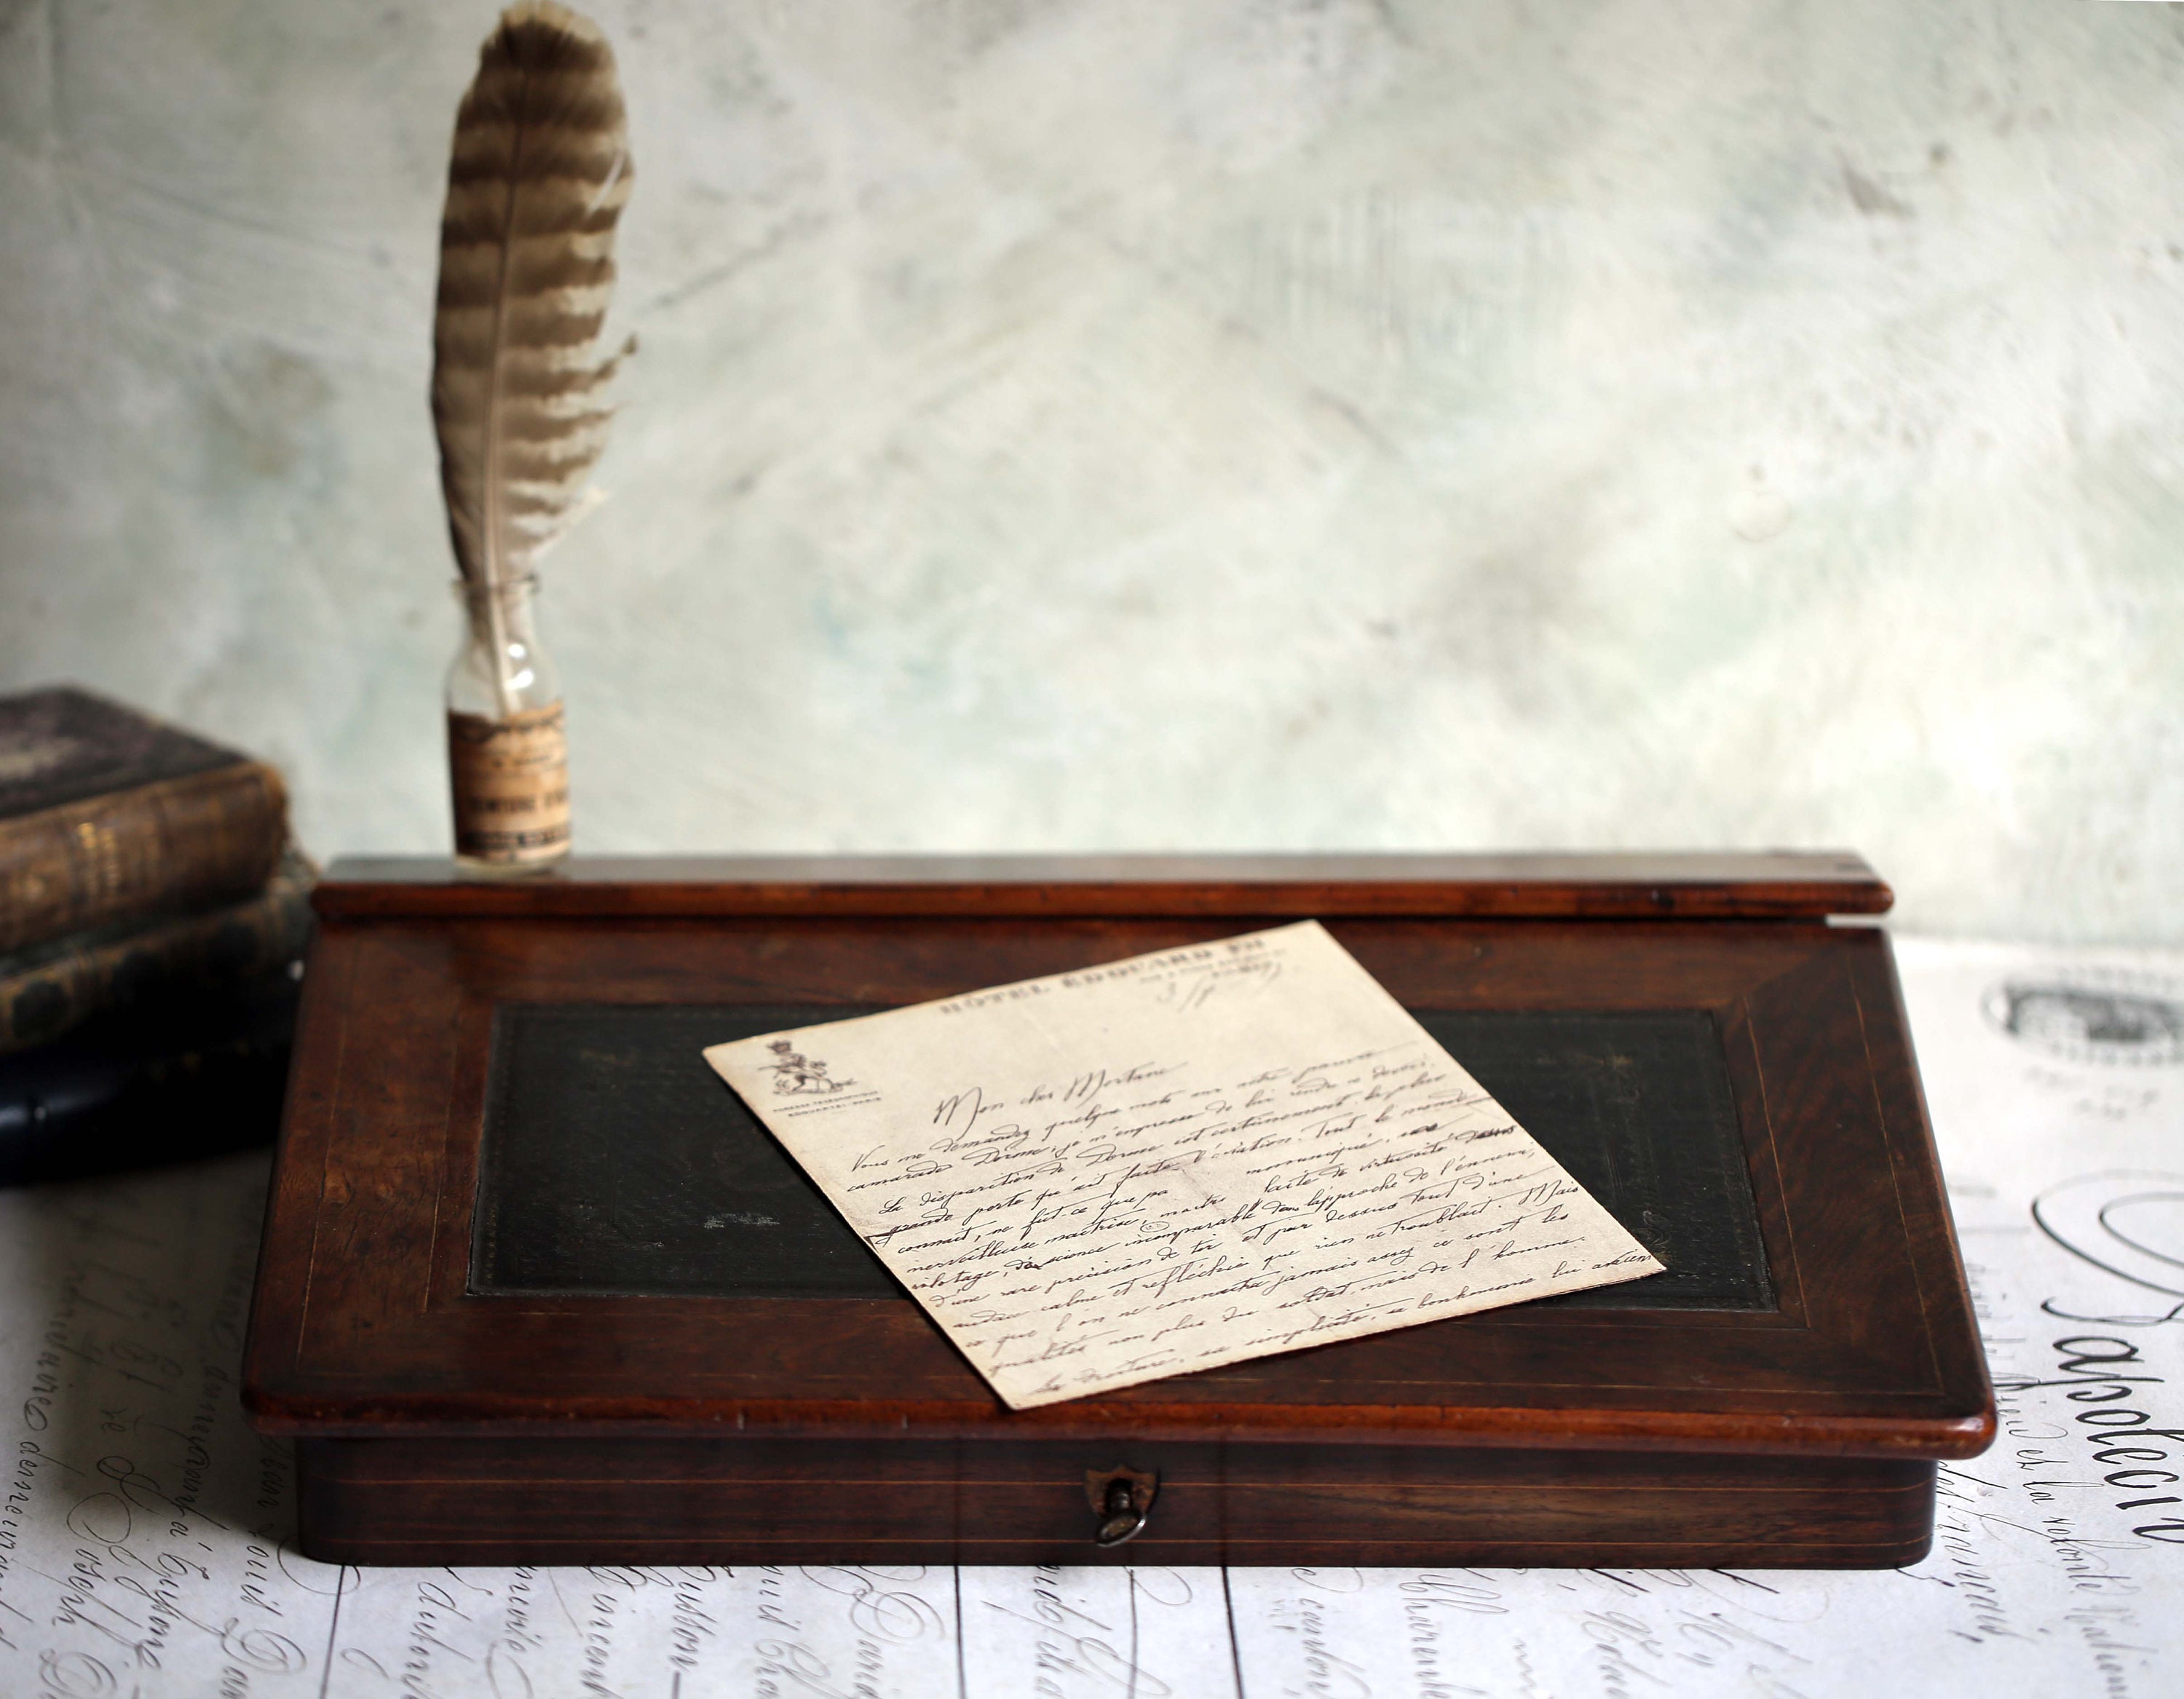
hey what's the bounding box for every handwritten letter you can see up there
[704,921,1661,1407]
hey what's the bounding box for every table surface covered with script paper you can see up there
[0,935,2177,1698]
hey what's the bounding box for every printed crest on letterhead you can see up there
[764,1038,854,1096]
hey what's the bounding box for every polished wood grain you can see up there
[245,855,1989,1567]
[297,1437,1936,1569]
[317,850,1892,920]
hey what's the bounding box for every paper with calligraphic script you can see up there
[703,921,1661,1409]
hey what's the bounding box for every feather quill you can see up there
[432,1,632,670]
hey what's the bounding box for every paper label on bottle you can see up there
[448,705,571,863]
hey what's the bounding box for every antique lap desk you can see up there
[242,855,1994,1568]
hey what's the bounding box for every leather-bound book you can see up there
[0,847,314,1052]
[0,964,299,1184]
[0,686,288,957]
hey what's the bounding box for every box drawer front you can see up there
[296,1437,1934,1569]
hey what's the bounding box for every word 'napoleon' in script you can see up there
[705,922,1658,1408]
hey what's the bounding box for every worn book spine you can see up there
[0,852,314,1053]
[0,762,288,957]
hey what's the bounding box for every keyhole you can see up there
[1096,1477,1147,1547]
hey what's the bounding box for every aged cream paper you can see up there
[702,920,1661,1408]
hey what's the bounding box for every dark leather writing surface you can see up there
[1417,1011,1772,1310]
[472,1005,1770,1310]
[474,1005,899,1298]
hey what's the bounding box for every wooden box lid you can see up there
[244,853,1992,1462]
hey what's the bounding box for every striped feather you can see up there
[432,1,633,588]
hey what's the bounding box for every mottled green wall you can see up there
[4,0,2182,938]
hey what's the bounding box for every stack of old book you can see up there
[0,687,313,1184]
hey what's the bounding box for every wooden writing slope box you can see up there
[243,854,1994,1568]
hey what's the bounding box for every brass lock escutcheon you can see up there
[1086,1465,1158,1548]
